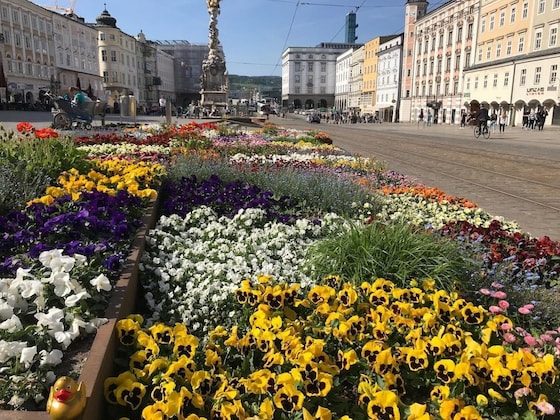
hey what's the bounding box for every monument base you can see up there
[200,90,228,107]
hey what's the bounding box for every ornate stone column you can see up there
[200,0,229,111]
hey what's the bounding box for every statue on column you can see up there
[200,0,228,105]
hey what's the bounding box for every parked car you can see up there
[307,114,321,123]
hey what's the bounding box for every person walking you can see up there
[499,112,507,134]
[417,109,424,128]
[159,96,167,117]
[460,110,467,129]
[427,110,433,127]
[489,111,498,132]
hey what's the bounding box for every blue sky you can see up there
[54,0,409,76]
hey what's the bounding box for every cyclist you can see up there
[476,104,489,134]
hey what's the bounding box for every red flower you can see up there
[16,122,34,133]
[34,128,59,139]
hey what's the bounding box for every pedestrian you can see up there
[499,112,507,134]
[538,108,548,131]
[489,111,497,132]
[522,108,529,129]
[460,110,467,129]
[427,110,432,127]
[159,96,166,117]
[417,109,424,127]
[528,111,536,130]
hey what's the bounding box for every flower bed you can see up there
[3,121,560,418]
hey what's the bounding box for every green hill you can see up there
[229,75,281,100]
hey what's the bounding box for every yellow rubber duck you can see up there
[46,376,86,420]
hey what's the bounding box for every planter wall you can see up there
[0,197,159,420]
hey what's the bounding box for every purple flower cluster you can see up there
[160,174,308,224]
[0,190,144,276]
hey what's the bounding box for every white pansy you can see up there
[19,346,37,368]
[0,340,27,363]
[64,290,91,307]
[35,307,65,334]
[0,314,23,332]
[0,300,14,321]
[90,274,112,292]
[50,271,72,297]
[39,349,63,367]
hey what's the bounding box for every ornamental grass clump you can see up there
[167,154,381,218]
[106,276,560,419]
[304,220,472,292]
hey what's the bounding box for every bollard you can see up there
[165,101,171,125]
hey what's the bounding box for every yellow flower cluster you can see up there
[107,277,558,419]
[30,158,165,205]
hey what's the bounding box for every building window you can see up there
[320,75,326,83]
[439,33,444,47]
[478,48,482,61]
[446,57,451,71]
[111,50,117,62]
[522,2,529,18]
[455,55,460,70]
[518,36,524,53]
[504,72,509,86]
[481,18,486,33]
[26,62,32,75]
[101,50,107,61]
[534,67,541,84]
[506,39,512,55]
[320,62,326,72]
[103,71,108,83]
[486,46,491,59]
[554,0,560,9]
[308,62,313,72]
[551,64,558,83]
[24,36,30,49]
[483,75,488,88]
[465,52,471,67]
[437,58,442,72]
[100,33,105,40]
[520,68,526,85]
[550,27,558,47]
[457,26,462,42]
[499,11,505,27]
[15,33,21,47]
[489,15,495,30]
[493,74,498,87]
[430,60,434,74]
[510,6,516,23]
[496,43,502,57]
[535,31,542,49]
[474,77,478,89]
[447,30,453,45]
[12,10,19,23]
[294,62,300,72]
[467,23,473,39]
[294,75,300,83]
[466,78,470,90]
[538,0,545,14]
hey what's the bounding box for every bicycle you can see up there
[474,123,490,139]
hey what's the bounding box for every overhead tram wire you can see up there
[270,0,301,76]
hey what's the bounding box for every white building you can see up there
[0,0,57,106]
[52,13,102,99]
[348,46,364,113]
[93,6,139,110]
[335,48,354,113]
[376,34,403,122]
[281,43,359,111]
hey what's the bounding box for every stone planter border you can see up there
[0,197,159,420]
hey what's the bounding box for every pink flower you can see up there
[500,323,512,331]
[540,334,554,342]
[489,305,504,314]
[514,387,531,399]
[498,300,510,310]
[545,330,558,336]
[524,335,539,347]
[503,333,517,343]
[535,402,556,416]
[479,288,491,295]
[518,307,532,315]
[491,291,507,299]
[523,303,535,310]
[491,282,504,289]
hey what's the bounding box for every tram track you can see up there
[279,116,560,239]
